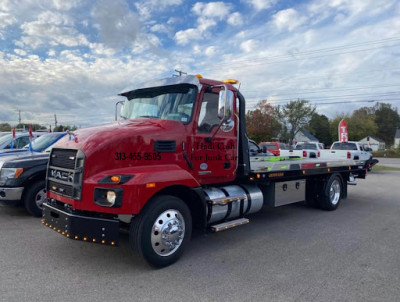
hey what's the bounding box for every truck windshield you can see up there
[121,84,197,123]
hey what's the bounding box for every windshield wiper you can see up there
[138,115,160,119]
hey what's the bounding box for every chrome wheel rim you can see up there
[35,188,46,209]
[329,179,341,205]
[151,209,185,257]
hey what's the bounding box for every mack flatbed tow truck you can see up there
[42,75,370,267]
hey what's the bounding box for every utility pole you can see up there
[17,109,21,125]
[174,69,187,77]
[54,114,58,129]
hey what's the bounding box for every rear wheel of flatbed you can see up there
[129,195,192,268]
[317,174,343,211]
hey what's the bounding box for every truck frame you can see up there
[42,75,369,267]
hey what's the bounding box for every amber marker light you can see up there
[110,175,121,183]
[146,183,156,188]
[195,74,203,78]
[223,79,239,84]
[14,168,24,178]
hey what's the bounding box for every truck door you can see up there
[190,90,237,184]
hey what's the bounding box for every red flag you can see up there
[29,125,33,141]
[338,119,348,142]
[12,128,15,138]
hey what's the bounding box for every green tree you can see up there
[373,103,400,146]
[276,99,315,144]
[0,123,11,131]
[54,124,78,132]
[308,113,332,146]
[245,100,281,143]
[16,123,47,131]
[347,107,377,141]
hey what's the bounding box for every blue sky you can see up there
[1,0,399,127]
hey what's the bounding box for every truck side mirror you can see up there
[218,86,234,132]
[116,100,126,120]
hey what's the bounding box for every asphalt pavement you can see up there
[1,170,400,302]
[374,157,400,168]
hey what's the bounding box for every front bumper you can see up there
[42,202,120,246]
[0,187,24,201]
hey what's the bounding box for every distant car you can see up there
[0,132,43,150]
[0,132,67,157]
[259,142,288,156]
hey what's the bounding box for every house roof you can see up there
[301,130,319,142]
[368,136,385,143]
[395,129,400,139]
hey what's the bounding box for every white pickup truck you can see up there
[323,141,372,161]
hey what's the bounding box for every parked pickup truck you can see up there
[0,152,49,216]
[322,141,372,161]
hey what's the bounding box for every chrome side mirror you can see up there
[218,86,234,132]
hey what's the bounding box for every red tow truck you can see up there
[43,75,370,267]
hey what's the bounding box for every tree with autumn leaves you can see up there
[245,100,281,143]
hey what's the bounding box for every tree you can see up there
[54,124,78,132]
[276,99,315,144]
[373,103,400,146]
[245,100,281,143]
[16,123,47,131]
[347,107,377,141]
[308,113,332,146]
[0,123,11,131]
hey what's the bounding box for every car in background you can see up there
[0,132,66,157]
[259,142,289,156]
[0,132,43,150]
[0,151,49,216]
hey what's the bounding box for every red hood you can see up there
[53,119,187,177]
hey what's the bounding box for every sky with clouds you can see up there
[1,0,400,128]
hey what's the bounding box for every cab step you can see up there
[210,218,249,232]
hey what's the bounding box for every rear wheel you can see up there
[23,180,46,217]
[129,195,192,267]
[317,174,343,211]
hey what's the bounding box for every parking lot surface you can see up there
[1,170,399,302]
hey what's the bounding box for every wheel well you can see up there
[21,173,46,201]
[154,185,206,230]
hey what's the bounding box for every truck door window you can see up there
[198,92,220,133]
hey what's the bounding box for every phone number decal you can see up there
[115,152,161,161]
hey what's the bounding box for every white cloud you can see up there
[240,39,259,53]
[272,8,307,31]
[228,12,243,26]
[92,0,140,50]
[175,28,201,45]
[174,2,233,45]
[192,2,231,19]
[14,49,27,56]
[205,46,217,56]
[134,0,183,20]
[245,0,277,11]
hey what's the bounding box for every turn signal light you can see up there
[110,176,121,183]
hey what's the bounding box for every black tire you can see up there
[317,174,343,211]
[23,180,46,217]
[129,195,192,268]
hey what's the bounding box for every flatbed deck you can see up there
[249,155,367,181]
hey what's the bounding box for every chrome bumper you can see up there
[0,187,24,201]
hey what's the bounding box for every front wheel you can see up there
[129,195,192,267]
[317,174,343,211]
[23,180,46,217]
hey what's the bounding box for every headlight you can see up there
[0,168,24,179]
[106,191,117,206]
